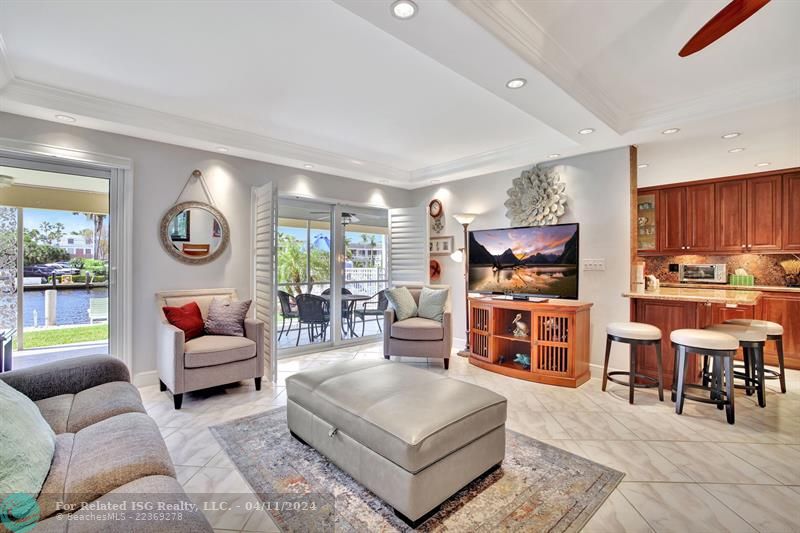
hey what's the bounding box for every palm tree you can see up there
[73,212,106,259]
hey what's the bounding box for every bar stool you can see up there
[705,323,768,408]
[724,319,786,394]
[603,322,664,404]
[670,329,739,424]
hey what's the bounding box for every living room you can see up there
[0,1,797,532]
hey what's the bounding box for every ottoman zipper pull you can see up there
[328,427,338,438]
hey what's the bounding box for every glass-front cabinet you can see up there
[637,192,658,252]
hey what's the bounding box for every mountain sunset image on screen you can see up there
[468,223,579,298]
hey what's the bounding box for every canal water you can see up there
[23,288,108,327]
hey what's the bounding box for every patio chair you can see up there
[354,289,388,336]
[322,287,354,336]
[295,294,330,346]
[277,290,299,340]
[88,297,109,324]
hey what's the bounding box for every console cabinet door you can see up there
[784,172,800,251]
[715,180,747,252]
[746,175,782,251]
[659,187,686,254]
[685,183,715,252]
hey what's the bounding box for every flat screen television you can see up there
[468,223,579,299]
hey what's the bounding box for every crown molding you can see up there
[621,70,800,131]
[0,78,412,184]
[454,0,628,134]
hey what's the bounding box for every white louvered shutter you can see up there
[252,183,277,382]
[388,206,429,285]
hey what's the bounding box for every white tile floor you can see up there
[138,343,800,533]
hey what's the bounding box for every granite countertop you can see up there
[623,286,762,306]
[660,282,800,294]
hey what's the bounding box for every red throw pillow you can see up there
[162,302,205,341]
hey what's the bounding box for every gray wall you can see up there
[0,112,413,377]
[411,148,632,371]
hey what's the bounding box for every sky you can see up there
[24,208,95,234]
[473,224,577,259]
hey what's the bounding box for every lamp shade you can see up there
[450,249,464,263]
[453,213,477,225]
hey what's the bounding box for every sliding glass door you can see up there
[276,199,388,356]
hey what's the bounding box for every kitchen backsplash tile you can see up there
[643,254,799,286]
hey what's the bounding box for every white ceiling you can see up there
[0,0,797,188]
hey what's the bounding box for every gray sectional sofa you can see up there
[0,355,212,532]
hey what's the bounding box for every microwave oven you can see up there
[679,264,727,284]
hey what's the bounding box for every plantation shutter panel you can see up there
[388,206,429,285]
[252,182,277,382]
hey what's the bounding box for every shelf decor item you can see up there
[780,258,800,287]
[512,313,529,337]
[513,353,531,369]
[504,165,567,226]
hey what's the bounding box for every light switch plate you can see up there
[582,259,606,271]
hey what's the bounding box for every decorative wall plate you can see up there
[504,165,567,226]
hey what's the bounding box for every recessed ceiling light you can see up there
[391,0,417,19]
[55,114,76,122]
[215,147,228,153]
[755,162,771,167]
[303,164,314,169]
[506,78,527,89]
[722,132,741,139]
[661,128,680,135]
[547,154,560,159]
[638,163,649,169]
[578,128,595,135]
[728,147,745,153]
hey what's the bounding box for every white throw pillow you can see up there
[0,379,56,497]
[418,287,449,323]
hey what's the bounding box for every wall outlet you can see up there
[582,259,606,271]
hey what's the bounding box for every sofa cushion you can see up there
[36,476,213,532]
[417,286,448,323]
[35,382,146,434]
[63,412,175,505]
[390,317,444,341]
[37,433,74,519]
[163,301,205,341]
[205,297,252,337]
[385,286,418,321]
[184,335,256,368]
[0,378,56,497]
[286,360,507,473]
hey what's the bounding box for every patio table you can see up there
[320,293,372,338]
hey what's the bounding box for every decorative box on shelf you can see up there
[467,296,593,388]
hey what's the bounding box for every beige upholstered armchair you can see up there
[156,288,264,409]
[383,284,453,369]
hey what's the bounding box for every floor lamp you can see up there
[450,213,477,357]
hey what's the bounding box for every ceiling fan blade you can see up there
[679,0,770,57]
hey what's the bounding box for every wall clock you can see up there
[429,199,444,234]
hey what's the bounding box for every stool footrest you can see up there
[607,371,660,389]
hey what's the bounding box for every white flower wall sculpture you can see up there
[504,166,567,226]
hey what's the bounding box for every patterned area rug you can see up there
[210,407,623,532]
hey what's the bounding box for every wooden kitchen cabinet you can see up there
[632,298,700,388]
[783,172,800,251]
[709,303,756,324]
[660,187,686,254]
[715,179,748,252]
[686,183,716,252]
[758,292,800,370]
[746,175,782,251]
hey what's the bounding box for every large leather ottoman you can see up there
[286,360,507,527]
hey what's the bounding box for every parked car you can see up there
[23,264,55,277]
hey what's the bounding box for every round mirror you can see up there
[159,201,230,264]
